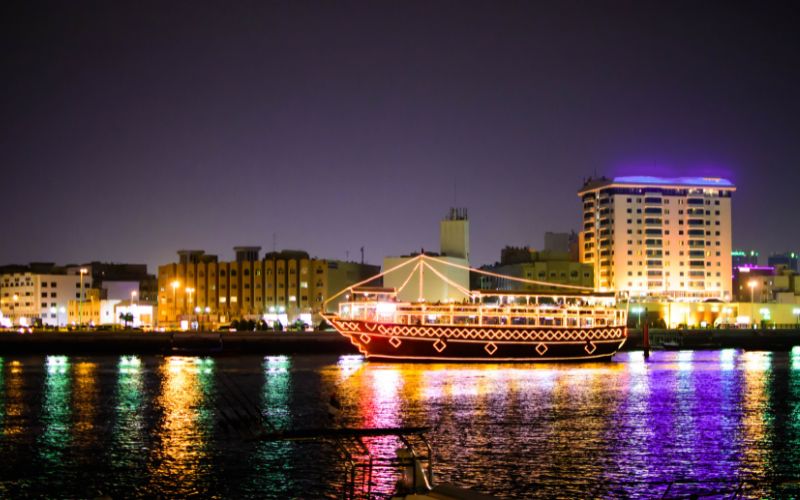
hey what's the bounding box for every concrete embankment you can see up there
[0,331,359,355]
[2,328,800,356]
[624,328,800,351]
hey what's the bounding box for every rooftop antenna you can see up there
[360,246,364,265]
[346,250,349,261]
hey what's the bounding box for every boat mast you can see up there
[419,253,424,301]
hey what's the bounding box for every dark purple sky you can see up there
[2,1,799,270]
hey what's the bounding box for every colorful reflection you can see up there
[263,356,291,428]
[147,356,214,495]
[38,356,72,471]
[6,352,800,497]
[740,351,773,478]
[246,356,294,497]
[3,360,26,437]
[337,355,364,379]
[111,355,145,476]
[72,361,99,454]
[0,358,4,428]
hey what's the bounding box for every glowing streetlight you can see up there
[793,307,800,326]
[131,290,138,305]
[631,306,645,328]
[747,280,757,304]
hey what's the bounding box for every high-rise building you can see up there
[578,176,735,300]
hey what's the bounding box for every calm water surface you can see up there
[1,350,800,498]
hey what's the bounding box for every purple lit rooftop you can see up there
[613,176,735,188]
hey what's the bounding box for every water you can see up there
[2,350,800,498]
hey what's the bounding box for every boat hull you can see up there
[328,318,627,362]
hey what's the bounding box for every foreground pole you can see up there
[642,307,650,359]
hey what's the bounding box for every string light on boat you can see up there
[376,302,397,317]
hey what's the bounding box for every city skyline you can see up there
[3,2,799,270]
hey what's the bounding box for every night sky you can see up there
[2,1,799,270]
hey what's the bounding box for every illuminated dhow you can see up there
[322,254,627,362]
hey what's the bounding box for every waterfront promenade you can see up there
[2,328,800,355]
[0,330,355,355]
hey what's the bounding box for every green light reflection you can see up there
[39,355,72,470]
[112,355,144,468]
[248,356,294,496]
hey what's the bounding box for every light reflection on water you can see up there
[0,351,799,497]
[147,356,215,496]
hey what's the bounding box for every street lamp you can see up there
[747,280,757,304]
[79,268,88,328]
[793,307,800,326]
[131,290,138,305]
[631,306,644,328]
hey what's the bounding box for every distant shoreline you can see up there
[1,328,799,356]
[0,330,356,356]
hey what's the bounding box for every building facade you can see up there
[732,250,760,268]
[0,264,90,326]
[479,248,594,293]
[768,252,799,272]
[578,176,735,300]
[71,261,157,302]
[157,248,379,328]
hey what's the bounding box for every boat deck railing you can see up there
[338,300,627,328]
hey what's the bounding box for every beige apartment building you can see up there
[0,264,89,326]
[157,247,379,328]
[578,176,735,300]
